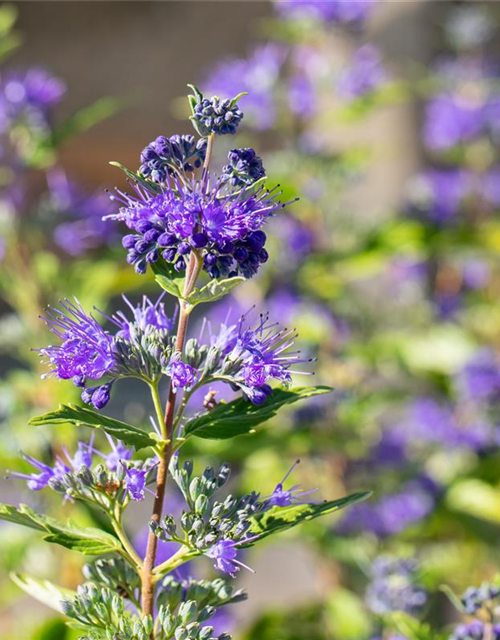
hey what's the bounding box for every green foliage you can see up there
[246,491,371,543]
[242,603,329,640]
[383,612,447,640]
[10,573,75,614]
[184,386,333,439]
[325,588,372,640]
[0,504,122,555]
[184,276,245,309]
[29,403,157,450]
[157,576,246,612]
[82,558,141,605]
[52,98,122,149]
[0,4,21,60]
[62,584,153,640]
[109,160,162,194]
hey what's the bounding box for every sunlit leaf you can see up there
[29,404,156,450]
[184,386,333,440]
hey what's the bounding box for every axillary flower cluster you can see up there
[2,85,369,640]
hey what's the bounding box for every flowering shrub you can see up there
[0,85,369,639]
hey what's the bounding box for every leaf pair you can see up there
[30,387,333,452]
[154,263,244,310]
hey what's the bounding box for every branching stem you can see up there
[141,134,215,623]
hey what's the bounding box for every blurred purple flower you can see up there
[458,350,500,403]
[389,397,491,451]
[203,44,285,131]
[275,0,375,27]
[2,67,65,117]
[48,169,116,255]
[338,45,386,100]
[339,481,435,537]
[366,556,427,615]
[406,169,470,225]
[462,258,491,290]
[288,74,316,118]
[423,94,483,151]
[134,522,192,582]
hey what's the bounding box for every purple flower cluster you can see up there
[139,134,208,183]
[8,452,70,491]
[8,436,156,504]
[167,354,199,394]
[39,296,176,409]
[337,45,386,100]
[275,0,375,27]
[110,293,176,341]
[39,299,115,385]
[221,148,266,188]
[202,461,316,577]
[211,311,314,405]
[109,176,286,279]
[192,96,243,136]
[122,462,157,501]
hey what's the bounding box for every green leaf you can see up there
[29,403,156,450]
[187,83,203,103]
[246,492,371,542]
[184,386,333,440]
[152,259,186,300]
[0,503,46,531]
[109,161,162,194]
[229,91,249,107]
[439,585,465,613]
[10,573,75,614]
[0,504,122,555]
[383,612,445,640]
[51,97,122,148]
[185,276,245,308]
[155,274,183,299]
[0,4,18,35]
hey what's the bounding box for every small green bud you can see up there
[195,494,209,516]
[179,600,198,624]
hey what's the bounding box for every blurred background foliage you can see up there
[2,1,500,639]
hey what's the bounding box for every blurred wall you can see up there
[12,1,272,184]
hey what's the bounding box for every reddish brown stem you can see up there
[140,253,201,619]
[141,134,214,623]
